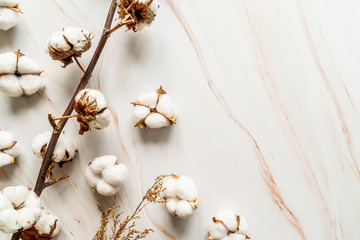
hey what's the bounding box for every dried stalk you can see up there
[11,1,118,240]
[93,175,169,240]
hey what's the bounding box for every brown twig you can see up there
[34,0,118,196]
[73,56,86,73]
[11,1,118,239]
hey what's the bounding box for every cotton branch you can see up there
[11,0,118,239]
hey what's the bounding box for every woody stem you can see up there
[11,2,118,239]
[107,14,133,35]
[52,113,81,121]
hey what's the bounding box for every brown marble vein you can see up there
[165,0,306,238]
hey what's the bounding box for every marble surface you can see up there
[1,0,360,239]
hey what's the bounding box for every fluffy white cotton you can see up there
[86,155,128,196]
[32,131,77,163]
[0,186,41,233]
[48,27,91,52]
[207,211,249,240]
[134,0,159,31]
[132,87,177,129]
[144,113,169,128]
[0,5,19,31]
[47,27,92,66]
[0,51,45,97]
[0,130,20,168]
[163,175,198,218]
[34,210,60,236]
[74,89,111,133]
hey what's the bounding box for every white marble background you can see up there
[1,0,360,239]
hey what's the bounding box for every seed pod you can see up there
[0,50,45,97]
[85,155,129,196]
[163,175,199,218]
[117,0,159,32]
[21,210,60,240]
[46,27,92,67]
[32,131,77,165]
[206,210,250,240]
[132,86,177,129]
[74,89,111,135]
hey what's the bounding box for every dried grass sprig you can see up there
[93,174,170,240]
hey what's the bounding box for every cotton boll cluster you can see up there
[85,155,129,196]
[163,175,199,218]
[206,210,249,240]
[0,50,45,97]
[32,131,77,164]
[132,86,177,129]
[74,89,111,135]
[47,27,92,67]
[117,0,159,32]
[0,0,20,31]
[0,186,41,233]
[0,130,20,168]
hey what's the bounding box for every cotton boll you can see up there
[34,210,60,236]
[89,155,117,174]
[76,89,107,109]
[96,179,119,197]
[0,8,18,31]
[32,131,77,163]
[132,87,177,129]
[174,200,194,218]
[163,175,199,218]
[133,105,150,122]
[117,0,159,32]
[62,27,91,52]
[144,113,170,128]
[0,51,45,97]
[175,176,198,201]
[0,75,23,96]
[207,211,249,240]
[47,27,92,67]
[86,155,128,196]
[74,89,111,134]
[217,210,238,232]
[165,198,177,215]
[102,163,129,186]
